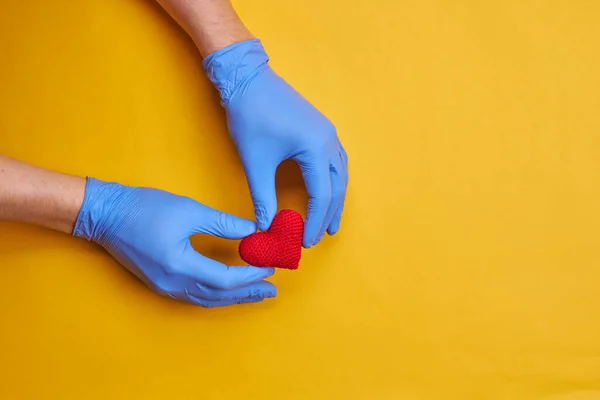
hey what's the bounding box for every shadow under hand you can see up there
[190,234,243,266]
[275,159,308,217]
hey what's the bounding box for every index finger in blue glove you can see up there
[242,157,278,232]
[299,158,332,248]
[191,204,257,239]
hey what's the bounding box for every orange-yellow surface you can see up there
[1,1,600,399]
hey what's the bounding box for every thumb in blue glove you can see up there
[203,39,349,248]
[73,178,276,307]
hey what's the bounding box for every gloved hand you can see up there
[73,178,276,307]
[203,39,349,248]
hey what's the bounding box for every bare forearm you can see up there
[155,0,254,56]
[0,155,85,234]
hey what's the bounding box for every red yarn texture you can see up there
[239,209,304,270]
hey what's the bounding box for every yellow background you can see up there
[1,0,599,398]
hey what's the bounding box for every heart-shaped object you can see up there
[239,209,304,270]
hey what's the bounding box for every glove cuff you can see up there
[202,38,269,106]
[72,177,122,242]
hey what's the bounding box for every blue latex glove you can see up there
[203,39,349,248]
[73,178,276,307]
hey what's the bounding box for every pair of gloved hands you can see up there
[74,39,348,307]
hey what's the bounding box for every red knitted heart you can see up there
[239,209,304,270]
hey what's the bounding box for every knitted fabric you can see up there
[239,209,303,270]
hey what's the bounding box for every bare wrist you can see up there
[155,0,255,57]
[0,156,85,234]
[191,24,254,57]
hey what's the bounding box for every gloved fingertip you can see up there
[207,210,258,239]
[302,237,313,249]
[254,208,273,232]
[327,219,341,236]
[253,197,278,231]
[240,219,258,236]
[256,219,269,232]
[246,265,275,281]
